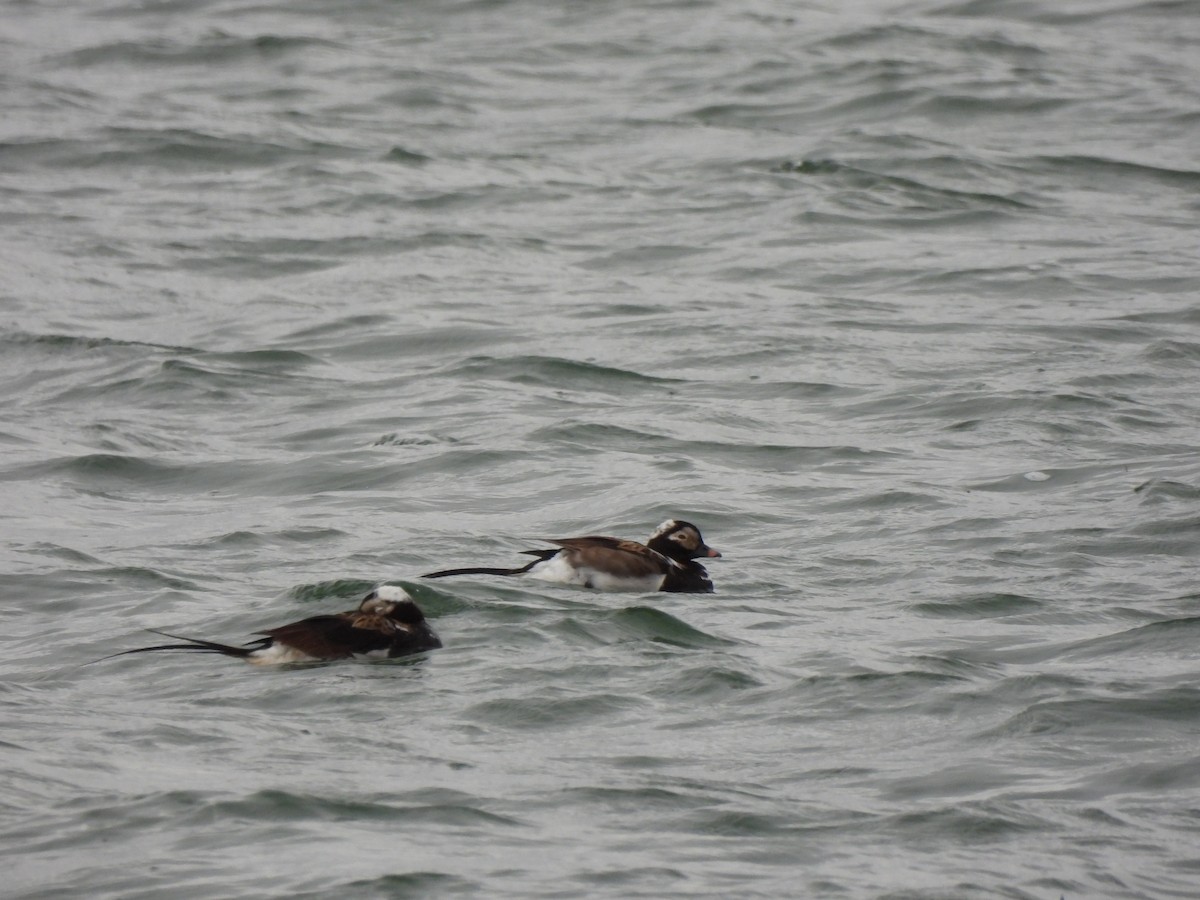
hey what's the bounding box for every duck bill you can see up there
[702,546,722,559]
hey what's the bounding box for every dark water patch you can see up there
[372,432,460,447]
[1134,478,1200,501]
[397,180,571,214]
[1,566,205,609]
[885,762,1018,801]
[156,354,323,390]
[56,32,342,68]
[0,453,209,491]
[845,668,969,692]
[786,766,880,786]
[76,422,195,455]
[918,92,1072,120]
[312,871,478,899]
[1080,756,1200,798]
[42,369,219,407]
[912,592,1045,619]
[573,866,688,889]
[7,128,352,173]
[277,314,394,343]
[873,884,1032,900]
[546,614,620,648]
[23,543,105,566]
[414,585,548,620]
[275,526,347,545]
[690,96,852,130]
[611,606,735,649]
[1119,305,1200,327]
[0,331,196,356]
[201,527,346,550]
[5,447,530,498]
[173,250,344,278]
[815,21,953,52]
[821,318,976,336]
[54,788,208,834]
[444,618,552,656]
[1111,411,1177,431]
[441,355,678,393]
[0,571,111,606]
[989,685,1200,739]
[465,689,648,730]
[11,865,241,900]
[700,379,864,402]
[680,807,799,838]
[875,266,1091,300]
[304,326,515,362]
[956,617,1200,669]
[783,668,968,720]
[201,348,323,373]
[904,653,1003,680]
[182,234,492,275]
[1138,593,1200,620]
[818,488,950,515]
[1059,526,1200,562]
[930,0,1179,23]
[650,664,765,700]
[887,802,1051,843]
[1057,616,1200,661]
[776,156,1035,213]
[1141,339,1200,364]
[0,428,32,447]
[383,145,433,165]
[278,424,447,450]
[808,199,1025,232]
[43,350,326,407]
[1124,512,1200,538]
[577,243,707,272]
[607,754,677,771]
[82,566,204,594]
[1035,324,1165,349]
[534,421,894,471]
[1023,154,1200,190]
[557,785,710,818]
[323,448,529,489]
[565,301,675,319]
[201,789,523,828]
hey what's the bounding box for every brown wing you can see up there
[548,537,675,578]
[546,536,670,558]
[545,535,628,552]
[257,613,397,659]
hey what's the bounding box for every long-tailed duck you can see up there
[423,519,721,593]
[106,585,441,665]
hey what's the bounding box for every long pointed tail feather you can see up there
[422,544,564,580]
[94,629,260,663]
[422,564,532,579]
[422,551,554,580]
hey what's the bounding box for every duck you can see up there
[423,519,721,593]
[105,585,441,665]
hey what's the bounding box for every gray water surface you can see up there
[3,1,1200,897]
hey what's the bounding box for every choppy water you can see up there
[3,0,1200,897]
